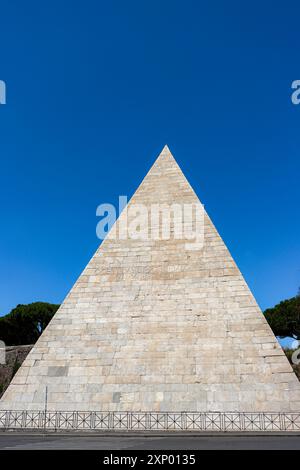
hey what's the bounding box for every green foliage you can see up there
[264,294,300,338]
[0,302,59,346]
[12,359,21,378]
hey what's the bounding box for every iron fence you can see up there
[0,411,300,431]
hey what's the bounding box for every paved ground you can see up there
[0,433,300,449]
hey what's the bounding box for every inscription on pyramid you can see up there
[1,146,300,413]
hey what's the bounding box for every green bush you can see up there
[0,302,59,346]
[264,294,300,338]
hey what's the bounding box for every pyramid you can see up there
[1,145,300,415]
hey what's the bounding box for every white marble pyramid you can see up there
[1,146,300,413]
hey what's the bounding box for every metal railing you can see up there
[0,411,300,431]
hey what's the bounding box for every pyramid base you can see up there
[0,410,300,432]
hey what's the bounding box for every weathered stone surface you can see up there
[1,145,300,412]
[0,345,33,398]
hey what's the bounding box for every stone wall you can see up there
[0,345,32,398]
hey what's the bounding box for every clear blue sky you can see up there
[0,1,299,316]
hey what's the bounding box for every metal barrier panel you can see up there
[0,411,299,431]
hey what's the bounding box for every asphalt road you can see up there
[0,433,300,449]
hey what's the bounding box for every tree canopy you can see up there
[264,294,300,338]
[0,302,59,346]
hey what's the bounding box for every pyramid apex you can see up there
[161,144,172,155]
[155,144,175,163]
